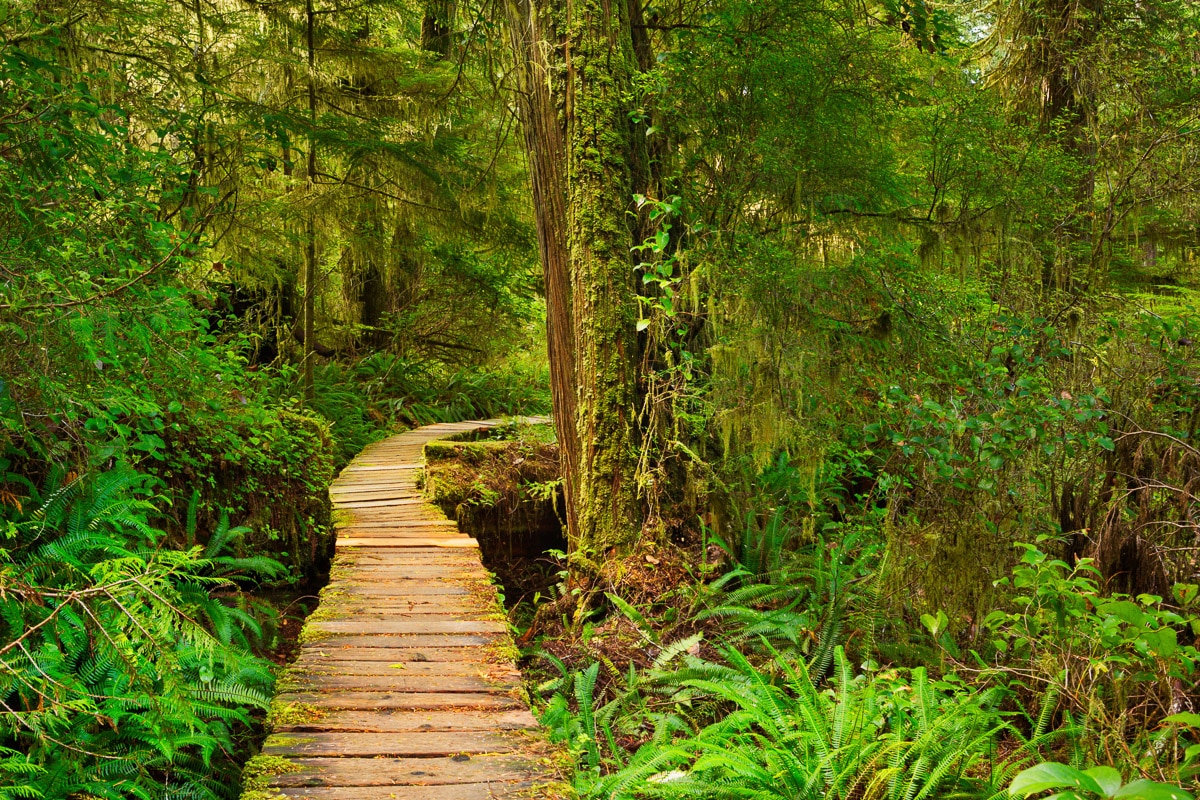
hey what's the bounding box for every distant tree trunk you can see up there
[422,0,455,57]
[563,0,641,553]
[997,0,1103,290]
[303,0,319,402]
[504,0,581,541]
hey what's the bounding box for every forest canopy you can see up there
[1,0,1199,796]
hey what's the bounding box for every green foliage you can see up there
[862,316,1116,494]
[0,470,280,798]
[1010,762,1195,800]
[537,644,1059,800]
[982,543,1200,775]
[6,0,1200,792]
[698,525,883,665]
[308,354,550,467]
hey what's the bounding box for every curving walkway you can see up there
[255,419,554,799]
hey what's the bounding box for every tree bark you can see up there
[504,0,582,541]
[303,0,318,402]
[563,0,641,553]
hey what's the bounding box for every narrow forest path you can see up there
[254,419,556,799]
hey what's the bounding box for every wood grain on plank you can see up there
[279,782,535,800]
[273,709,538,733]
[271,755,537,787]
[263,731,523,758]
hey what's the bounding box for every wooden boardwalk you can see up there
[254,419,555,799]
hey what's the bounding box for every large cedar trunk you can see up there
[563,0,641,553]
[505,0,642,554]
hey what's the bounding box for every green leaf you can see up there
[1163,713,1200,728]
[636,319,650,332]
[1143,627,1177,657]
[1083,767,1123,797]
[1098,600,1143,625]
[920,610,948,637]
[1011,763,1104,797]
[1112,779,1193,800]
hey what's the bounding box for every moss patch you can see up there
[266,700,324,729]
[239,754,303,800]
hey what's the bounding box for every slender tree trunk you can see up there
[563,0,641,553]
[303,0,318,402]
[504,0,581,540]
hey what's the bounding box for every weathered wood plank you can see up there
[281,672,518,693]
[331,554,480,566]
[303,634,501,649]
[263,731,524,758]
[326,584,473,597]
[336,564,487,574]
[318,598,491,614]
[309,618,505,635]
[285,666,520,690]
[270,755,538,787]
[275,692,524,711]
[340,463,425,471]
[248,420,553,798]
[341,518,455,526]
[336,498,429,509]
[329,489,424,499]
[336,538,480,549]
[289,660,515,677]
[273,709,538,733]
[278,781,535,800]
[343,520,456,527]
[294,647,488,664]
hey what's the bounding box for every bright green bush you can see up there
[983,542,1200,779]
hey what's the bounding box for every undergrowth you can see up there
[0,470,280,798]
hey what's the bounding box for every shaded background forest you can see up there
[1,0,1199,796]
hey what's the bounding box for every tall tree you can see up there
[505,0,581,539]
[987,0,1103,290]
[564,0,642,554]
[506,0,643,555]
[303,0,319,401]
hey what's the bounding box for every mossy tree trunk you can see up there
[996,0,1103,289]
[422,0,455,57]
[563,0,641,554]
[505,0,642,555]
[302,0,319,402]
